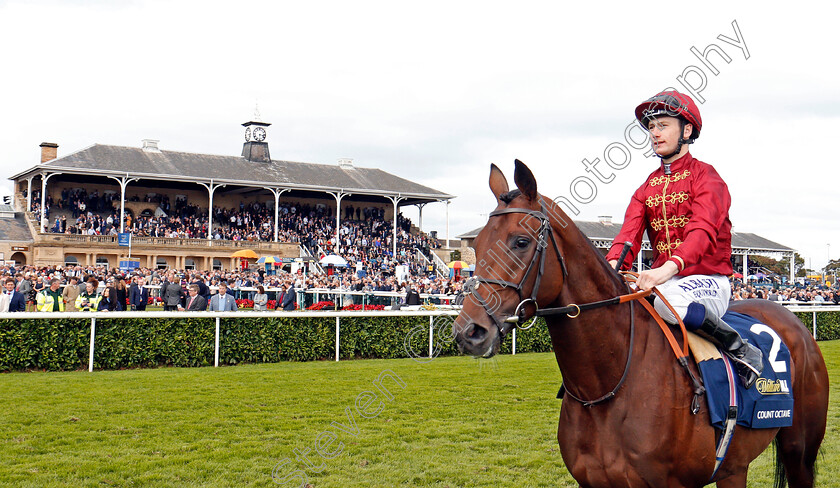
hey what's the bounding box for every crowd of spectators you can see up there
[731,282,840,304]
[4,258,840,314]
[0,262,467,313]
[24,188,442,278]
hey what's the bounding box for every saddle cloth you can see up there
[688,311,794,429]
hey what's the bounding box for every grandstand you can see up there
[6,120,455,276]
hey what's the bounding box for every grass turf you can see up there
[0,341,838,487]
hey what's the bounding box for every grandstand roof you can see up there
[0,212,34,242]
[11,144,454,204]
[457,221,795,253]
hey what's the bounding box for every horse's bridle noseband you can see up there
[461,202,567,337]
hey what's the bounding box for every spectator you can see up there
[253,285,268,311]
[280,282,296,311]
[63,276,80,311]
[17,273,33,311]
[76,279,102,311]
[209,282,237,311]
[98,286,121,311]
[129,276,149,311]
[161,272,183,311]
[182,284,207,311]
[36,278,64,312]
[3,277,25,312]
[405,284,421,306]
[114,277,128,311]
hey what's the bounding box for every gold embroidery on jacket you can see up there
[649,170,691,187]
[645,191,689,207]
[656,239,683,253]
[650,215,690,231]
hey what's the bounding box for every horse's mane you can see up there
[537,194,628,291]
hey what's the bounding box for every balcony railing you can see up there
[35,230,292,251]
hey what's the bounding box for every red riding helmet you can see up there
[635,90,702,140]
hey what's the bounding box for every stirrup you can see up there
[722,352,760,388]
[725,353,761,376]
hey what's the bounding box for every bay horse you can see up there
[453,160,828,488]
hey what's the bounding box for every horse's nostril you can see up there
[466,323,487,342]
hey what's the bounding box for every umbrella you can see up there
[256,256,281,264]
[320,255,348,267]
[231,249,258,259]
[732,272,743,278]
[447,261,470,269]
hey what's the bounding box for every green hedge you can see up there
[2,311,836,372]
[0,315,554,372]
[793,311,840,341]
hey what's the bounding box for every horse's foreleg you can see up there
[715,471,747,488]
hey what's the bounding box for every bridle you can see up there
[461,200,649,406]
[460,198,705,409]
[461,201,567,338]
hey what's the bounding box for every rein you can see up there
[466,201,705,409]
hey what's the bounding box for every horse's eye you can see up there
[514,237,530,249]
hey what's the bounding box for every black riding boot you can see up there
[695,309,763,389]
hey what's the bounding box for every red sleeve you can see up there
[669,165,730,271]
[606,182,647,270]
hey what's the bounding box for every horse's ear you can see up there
[489,163,509,201]
[513,159,537,201]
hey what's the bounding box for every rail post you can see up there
[88,317,96,372]
[335,316,340,361]
[215,317,221,367]
[512,328,517,355]
[429,315,434,359]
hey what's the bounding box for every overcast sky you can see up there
[1,1,838,271]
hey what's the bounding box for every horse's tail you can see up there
[773,438,787,488]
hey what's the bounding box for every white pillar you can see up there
[199,180,225,241]
[417,202,427,233]
[26,177,33,211]
[328,191,348,254]
[108,175,137,234]
[637,247,643,272]
[120,182,127,233]
[39,172,60,233]
[386,195,405,264]
[268,188,289,242]
[446,199,451,249]
[274,191,280,242]
[40,176,47,232]
[743,253,749,281]
[789,252,795,284]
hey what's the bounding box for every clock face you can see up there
[244,127,252,142]
[253,127,267,142]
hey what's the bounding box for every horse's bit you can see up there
[461,201,567,337]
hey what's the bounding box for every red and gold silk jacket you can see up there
[605,152,733,276]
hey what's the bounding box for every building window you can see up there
[156,258,168,269]
[213,259,222,270]
[96,257,109,266]
[65,255,79,266]
[184,258,196,270]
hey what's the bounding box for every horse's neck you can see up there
[548,213,641,397]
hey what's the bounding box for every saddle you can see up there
[623,274,794,479]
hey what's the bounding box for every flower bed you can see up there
[341,304,385,311]
[307,301,335,310]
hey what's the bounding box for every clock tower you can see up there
[241,120,271,163]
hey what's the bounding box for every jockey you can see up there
[606,90,763,388]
